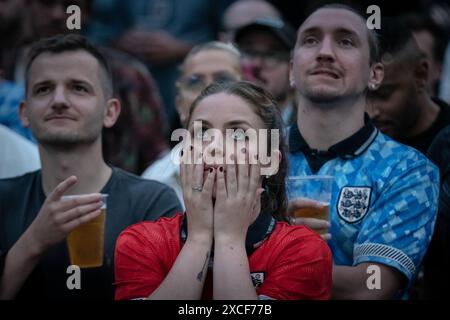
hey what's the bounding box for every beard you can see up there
[32,123,102,150]
[302,85,344,104]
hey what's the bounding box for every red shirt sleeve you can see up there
[254,224,333,300]
[114,215,182,300]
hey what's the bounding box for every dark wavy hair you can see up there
[186,81,289,221]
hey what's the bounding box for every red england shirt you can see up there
[114,214,332,300]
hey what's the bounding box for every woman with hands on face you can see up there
[114,81,332,300]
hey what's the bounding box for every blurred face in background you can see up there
[0,0,24,34]
[367,57,421,139]
[176,48,242,126]
[237,29,291,103]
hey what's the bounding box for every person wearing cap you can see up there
[234,17,297,127]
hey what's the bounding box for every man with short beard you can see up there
[288,4,439,299]
[0,34,182,300]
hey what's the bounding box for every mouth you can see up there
[45,115,75,121]
[310,69,340,79]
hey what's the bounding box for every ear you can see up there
[103,98,121,128]
[414,58,429,90]
[19,101,30,128]
[368,62,384,90]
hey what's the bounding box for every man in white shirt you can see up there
[0,124,40,178]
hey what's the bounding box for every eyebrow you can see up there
[300,26,360,38]
[225,120,252,127]
[189,119,253,128]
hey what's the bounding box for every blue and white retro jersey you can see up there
[288,130,439,284]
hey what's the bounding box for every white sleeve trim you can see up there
[354,243,416,278]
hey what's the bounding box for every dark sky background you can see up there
[268,0,446,29]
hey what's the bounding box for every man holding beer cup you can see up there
[0,34,182,299]
[287,4,439,299]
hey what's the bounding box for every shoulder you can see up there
[266,222,331,258]
[370,133,438,175]
[112,167,176,193]
[428,125,450,170]
[0,170,40,194]
[141,152,177,180]
[116,214,183,249]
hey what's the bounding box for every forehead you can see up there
[184,49,240,75]
[190,92,264,128]
[299,8,368,39]
[28,50,101,83]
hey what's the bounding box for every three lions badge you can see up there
[337,187,371,223]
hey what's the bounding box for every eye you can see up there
[214,73,237,84]
[302,36,318,46]
[34,85,51,95]
[73,84,88,93]
[194,128,210,141]
[230,129,247,141]
[339,38,354,48]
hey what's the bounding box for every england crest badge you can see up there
[250,272,265,289]
[337,187,371,223]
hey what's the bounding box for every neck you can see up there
[39,138,112,196]
[405,95,440,138]
[297,95,365,151]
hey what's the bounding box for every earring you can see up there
[369,83,376,90]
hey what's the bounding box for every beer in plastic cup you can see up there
[286,175,333,234]
[64,194,108,268]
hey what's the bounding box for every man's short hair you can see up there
[377,17,424,65]
[402,13,448,64]
[25,34,113,98]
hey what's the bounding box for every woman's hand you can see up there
[213,152,263,241]
[180,145,215,241]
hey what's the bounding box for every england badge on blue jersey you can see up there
[337,187,371,223]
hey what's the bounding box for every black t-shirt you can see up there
[399,98,450,155]
[0,167,182,300]
[423,125,450,299]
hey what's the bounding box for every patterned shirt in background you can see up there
[0,80,35,142]
[102,49,169,175]
[288,126,439,290]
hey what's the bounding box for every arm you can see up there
[0,176,102,299]
[213,234,257,300]
[0,230,43,299]
[332,263,404,299]
[338,156,440,300]
[115,145,215,300]
[212,159,262,300]
[148,234,212,299]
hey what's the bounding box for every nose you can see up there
[51,86,70,110]
[316,37,335,63]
